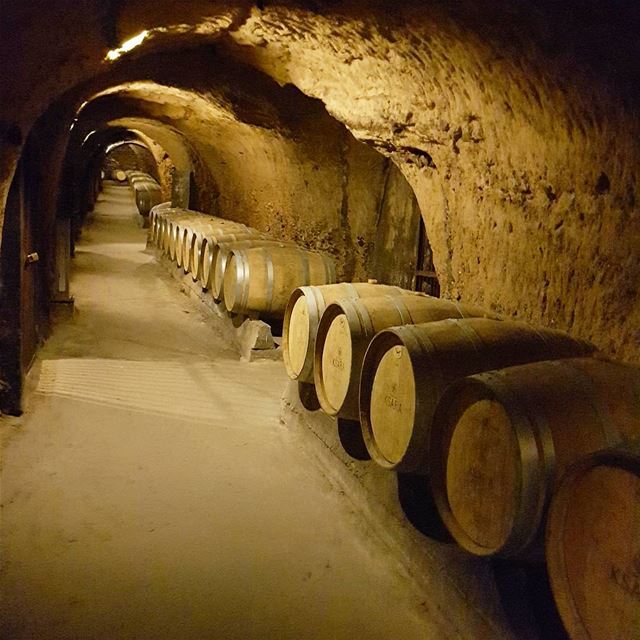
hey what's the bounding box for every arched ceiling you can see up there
[1,1,639,362]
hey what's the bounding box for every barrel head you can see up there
[287,296,311,378]
[547,460,640,640]
[320,313,353,415]
[369,344,416,465]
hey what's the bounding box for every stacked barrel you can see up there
[282,282,640,640]
[126,171,163,221]
[148,203,336,317]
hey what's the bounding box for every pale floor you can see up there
[1,184,486,640]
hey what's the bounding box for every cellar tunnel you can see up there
[1,2,639,639]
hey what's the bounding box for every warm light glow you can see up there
[82,130,97,145]
[105,30,149,61]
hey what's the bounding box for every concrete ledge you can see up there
[151,245,281,362]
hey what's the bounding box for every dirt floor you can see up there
[1,183,508,640]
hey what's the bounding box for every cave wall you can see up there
[66,51,423,282]
[0,0,638,405]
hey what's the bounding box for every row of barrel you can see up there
[148,203,336,315]
[281,282,640,640]
[123,171,163,219]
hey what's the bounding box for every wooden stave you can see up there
[223,246,336,316]
[282,283,407,384]
[360,318,595,474]
[314,295,492,420]
[545,443,640,640]
[429,357,640,559]
[211,238,294,301]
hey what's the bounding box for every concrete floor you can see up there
[1,184,498,639]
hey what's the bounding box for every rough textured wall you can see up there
[0,0,639,370]
[64,49,422,282]
[220,3,640,360]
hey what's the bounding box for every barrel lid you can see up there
[320,312,353,414]
[546,452,640,640]
[287,295,311,378]
[223,254,239,312]
[447,398,520,551]
[369,345,416,465]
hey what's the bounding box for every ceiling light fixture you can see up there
[105,30,149,61]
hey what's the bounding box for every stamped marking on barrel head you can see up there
[610,555,640,601]
[384,395,402,413]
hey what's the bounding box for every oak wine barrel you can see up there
[168,215,216,261]
[163,213,204,256]
[223,246,336,316]
[283,283,405,384]
[211,238,296,299]
[314,295,496,420]
[199,232,274,289]
[165,214,238,261]
[429,357,640,558]
[149,202,172,244]
[134,180,162,217]
[546,443,640,640]
[187,224,260,280]
[176,220,245,270]
[360,318,595,474]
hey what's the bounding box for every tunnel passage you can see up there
[1,1,639,402]
[1,2,640,640]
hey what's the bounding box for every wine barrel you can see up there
[223,246,336,316]
[115,169,127,182]
[157,211,201,255]
[149,202,172,244]
[429,357,640,558]
[165,209,214,260]
[546,444,640,640]
[175,220,236,270]
[168,216,202,261]
[126,170,149,183]
[199,231,271,290]
[283,283,406,384]
[360,318,595,474]
[134,180,162,217]
[187,223,259,280]
[314,295,495,420]
[211,238,297,300]
[150,204,175,246]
